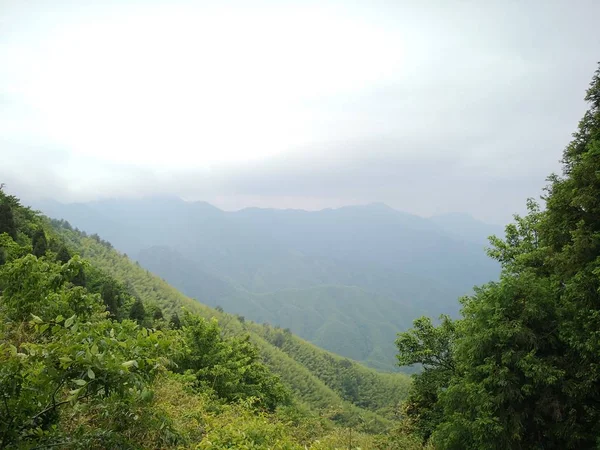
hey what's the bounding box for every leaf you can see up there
[68,387,82,402]
[30,314,43,324]
[90,344,99,355]
[73,379,87,386]
[87,368,95,379]
[64,315,76,328]
[59,356,72,364]
[122,360,138,368]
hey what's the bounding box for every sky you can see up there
[1,0,599,223]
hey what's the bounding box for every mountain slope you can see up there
[428,212,503,245]
[216,285,414,371]
[38,198,500,371]
[53,220,411,425]
[0,189,420,448]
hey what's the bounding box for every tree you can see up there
[71,264,86,287]
[177,314,289,410]
[169,313,181,329]
[31,229,48,257]
[129,298,146,324]
[534,63,600,446]
[400,64,600,449]
[0,202,16,240]
[0,252,174,448]
[396,316,457,442]
[152,307,164,321]
[56,245,71,264]
[100,280,123,317]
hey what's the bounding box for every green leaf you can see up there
[90,344,99,355]
[68,387,82,401]
[73,379,87,386]
[30,314,43,324]
[122,360,138,368]
[64,315,76,328]
[59,356,72,364]
[87,368,95,379]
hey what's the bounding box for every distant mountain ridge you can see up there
[36,197,501,371]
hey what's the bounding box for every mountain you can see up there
[428,212,503,245]
[36,198,500,371]
[0,189,418,449]
[54,218,412,423]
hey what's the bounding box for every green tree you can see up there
[538,64,600,444]
[396,316,456,441]
[397,64,600,449]
[100,279,123,317]
[0,202,16,240]
[31,228,48,257]
[152,306,164,321]
[129,298,146,324]
[0,250,176,448]
[56,245,71,264]
[169,313,182,329]
[399,64,600,449]
[178,313,289,411]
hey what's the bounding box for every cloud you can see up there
[1,0,599,223]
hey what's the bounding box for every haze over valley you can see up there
[36,197,501,370]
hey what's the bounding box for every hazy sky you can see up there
[1,0,599,223]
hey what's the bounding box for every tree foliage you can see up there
[0,202,16,241]
[128,297,146,324]
[397,63,600,449]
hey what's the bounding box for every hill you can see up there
[37,198,500,371]
[0,188,418,448]
[51,211,412,423]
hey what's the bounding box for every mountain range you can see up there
[36,197,501,371]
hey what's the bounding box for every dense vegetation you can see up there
[0,188,415,448]
[396,64,600,448]
[38,197,500,371]
[53,218,412,421]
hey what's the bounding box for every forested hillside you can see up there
[55,220,412,420]
[37,198,500,371]
[0,187,416,448]
[396,64,600,448]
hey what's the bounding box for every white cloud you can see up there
[1,1,408,167]
[1,0,599,222]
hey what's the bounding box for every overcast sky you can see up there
[1,0,599,223]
